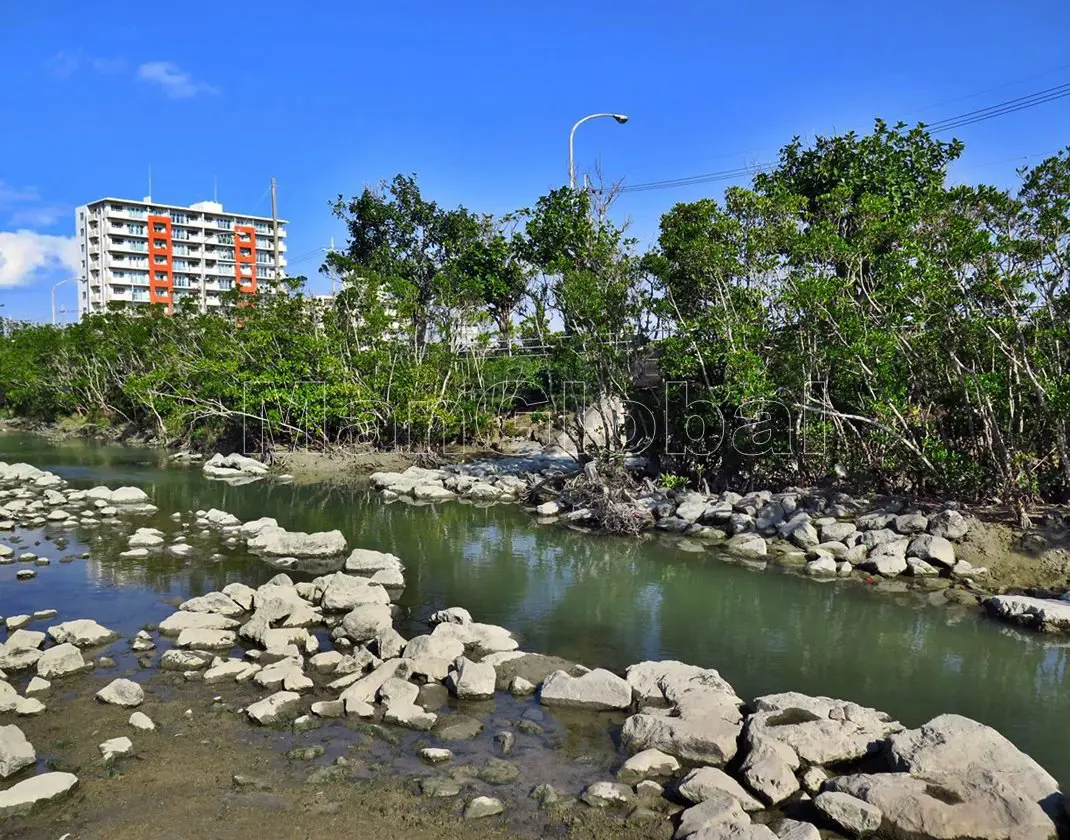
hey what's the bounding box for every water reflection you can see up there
[1,431,1069,786]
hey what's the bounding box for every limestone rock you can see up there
[321,573,389,611]
[36,643,90,679]
[180,591,244,616]
[581,781,633,807]
[246,691,303,725]
[339,602,392,642]
[826,771,1056,840]
[623,714,741,767]
[159,649,212,671]
[47,619,118,648]
[617,748,680,784]
[449,657,496,700]
[99,736,133,758]
[247,527,346,558]
[678,766,763,811]
[0,772,78,818]
[814,791,881,837]
[96,678,144,707]
[464,795,505,818]
[540,668,631,710]
[159,610,239,636]
[908,534,956,568]
[0,725,35,778]
[129,712,155,731]
[984,595,1070,632]
[929,509,968,540]
[748,692,902,766]
[888,714,1061,813]
[740,737,800,805]
[674,791,751,839]
[345,548,405,575]
[176,628,237,649]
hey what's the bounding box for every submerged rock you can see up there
[464,795,505,818]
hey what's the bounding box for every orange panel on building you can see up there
[147,214,174,313]
[234,224,257,296]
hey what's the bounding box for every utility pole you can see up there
[271,176,281,280]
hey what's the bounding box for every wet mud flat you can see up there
[5,672,671,840]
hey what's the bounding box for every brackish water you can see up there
[2,432,1068,785]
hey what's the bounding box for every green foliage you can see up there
[3,133,1070,513]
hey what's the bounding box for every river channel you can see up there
[1,431,1067,786]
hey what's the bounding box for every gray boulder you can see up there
[448,657,496,700]
[725,533,767,556]
[540,668,631,710]
[929,509,969,540]
[0,772,78,818]
[678,766,763,811]
[246,690,303,725]
[36,643,90,679]
[985,595,1070,632]
[894,512,929,535]
[344,548,405,574]
[820,522,857,543]
[96,678,144,707]
[740,736,800,805]
[0,725,35,778]
[617,748,679,784]
[813,791,882,837]
[747,692,902,766]
[826,771,1056,840]
[321,573,389,611]
[888,714,1062,815]
[180,591,244,616]
[247,527,346,558]
[908,534,956,568]
[48,619,118,648]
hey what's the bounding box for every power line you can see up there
[925,82,1070,132]
[620,78,1070,194]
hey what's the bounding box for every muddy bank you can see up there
[274,450,421,486]
[5,677,663,840]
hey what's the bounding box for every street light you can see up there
[52,277,73,325]
[569,113,629,189]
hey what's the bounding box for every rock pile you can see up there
[0,462,156,536]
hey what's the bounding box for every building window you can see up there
[155,271,167,281]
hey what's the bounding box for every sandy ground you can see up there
[5,676,672,840]
[957,511,1070,593]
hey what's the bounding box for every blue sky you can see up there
[1,0,1068,321]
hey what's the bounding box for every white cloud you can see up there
[137,61,218,99]
[47,50,81,78]
[0,230,79,289]
[0,180,66,229]
[47,51,127,78]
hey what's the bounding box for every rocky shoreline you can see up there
[0,457,1068,839]
[362,456,1070,635]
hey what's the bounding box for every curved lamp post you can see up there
[52,277,73,325]
[569,113,629,189]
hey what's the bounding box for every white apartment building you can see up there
[75,197,288,317]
